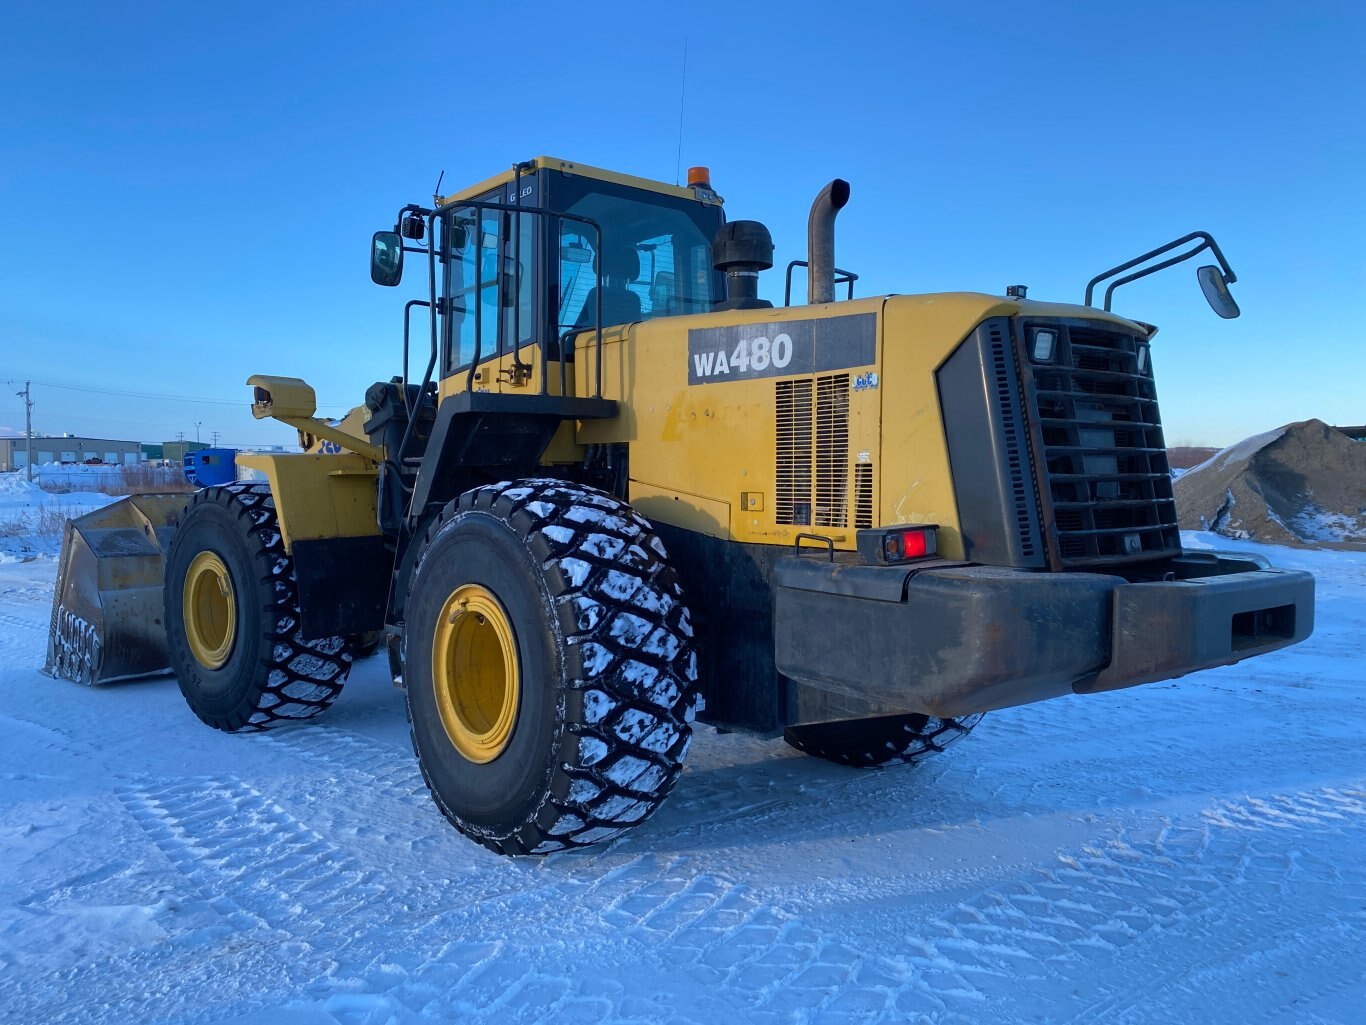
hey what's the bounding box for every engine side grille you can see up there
[814,374,850,527]
[775,379,813,525]
[775,375,851,528]
[854,463,874,530]
[1023,323,1180,566]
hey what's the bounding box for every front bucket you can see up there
[44,494,188,685]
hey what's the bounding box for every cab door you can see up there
[439,179,543,399]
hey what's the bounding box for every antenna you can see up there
[674,38,688,186]
[432,170,445,207]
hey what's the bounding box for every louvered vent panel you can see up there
[854,463,874,529]
[775,379,813,525]
[987,325,1038,560]
[814,374,850,527]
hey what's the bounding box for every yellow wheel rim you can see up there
[183,551,237,670]
[431,584,520,764]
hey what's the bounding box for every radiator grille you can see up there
[775,375,851,528]
[1024,323,1180,566]
[854,463,874,529]
[775,379,813,525]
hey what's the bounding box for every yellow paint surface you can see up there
[234,453,379,551]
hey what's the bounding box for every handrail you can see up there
[783,260,858,306]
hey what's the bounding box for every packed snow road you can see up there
[1,533,1363,1024]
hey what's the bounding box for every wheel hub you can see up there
[183,551,237,670]
[431,584,520,763]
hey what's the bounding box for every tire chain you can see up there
[191,482,353,730]
[412,478,700,855]
[784,712,984,769]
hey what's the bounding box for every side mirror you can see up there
[370,231,404,287]
[1197,264,1240,319]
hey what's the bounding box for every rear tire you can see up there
[164,482,355,732]
[783,712,983,768]
[404,479,699,856]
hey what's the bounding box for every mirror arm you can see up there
[1086,230,1239,311]
[1085,230,1212,306]
[1101,241,1210,312]
[1204,234,1237,285]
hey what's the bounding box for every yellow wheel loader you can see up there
[46,157,1314,855]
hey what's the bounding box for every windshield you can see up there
[554,181,723,333]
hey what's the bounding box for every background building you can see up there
[161,440,208,463]
[0,435,141,472]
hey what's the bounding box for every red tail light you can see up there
[858,525,939,565]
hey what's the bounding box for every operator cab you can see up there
[373,158,726,386]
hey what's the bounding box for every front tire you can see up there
[404,479,699,856]
[164,482,355,732]
[783,712,984,768]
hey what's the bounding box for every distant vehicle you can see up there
[181,448,238,488]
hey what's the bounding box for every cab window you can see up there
[443,198,539,374]
[555,189,719,336]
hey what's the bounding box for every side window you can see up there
[557,224,598,334]
[444,200,539,374]
[502,208,537,352]
[633,235,680,318]
[445,206,500,373]
[556,227,714,335]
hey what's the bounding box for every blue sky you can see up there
[2,0,1362,448]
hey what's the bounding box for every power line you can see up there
[33,411,290,433]
[23,379,351,410]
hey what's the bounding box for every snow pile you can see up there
[0,473,49,506]
[0,471,114,562]
[1175,419,1366,549]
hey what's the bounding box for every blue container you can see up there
[182,448,238,487]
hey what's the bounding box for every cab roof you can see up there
[437,156,725,208]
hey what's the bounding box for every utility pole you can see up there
[211,431,220,447]
[14,381,34,482]
[195,421,203,444]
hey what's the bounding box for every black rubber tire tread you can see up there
[405,478,699,856]
[783,712,984,769]
[164,481,354,732]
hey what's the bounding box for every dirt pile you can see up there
[1174,419,1366,548]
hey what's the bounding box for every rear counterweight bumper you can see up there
[773,552,1314,725]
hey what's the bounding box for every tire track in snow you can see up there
[107,777,543,1024]
[119,777,391,937]
[251,720,869,1005]
[105,772,611,1022]
[880,784,1366,1021]
[32,772,1366,1025]
[9,777,386,1025]
[0,711,94,765]
[1052,786,1366,1025]
[254,724,431,807]
[502,853,904,1020]
[1076,914,1366,1025]
[574,784,1366,1023]
[0,609,44,633]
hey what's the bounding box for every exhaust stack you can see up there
[807,178,850,304]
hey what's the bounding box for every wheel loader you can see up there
[45,157,1315,855]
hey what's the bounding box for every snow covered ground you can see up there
[1,527,1363,1024]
